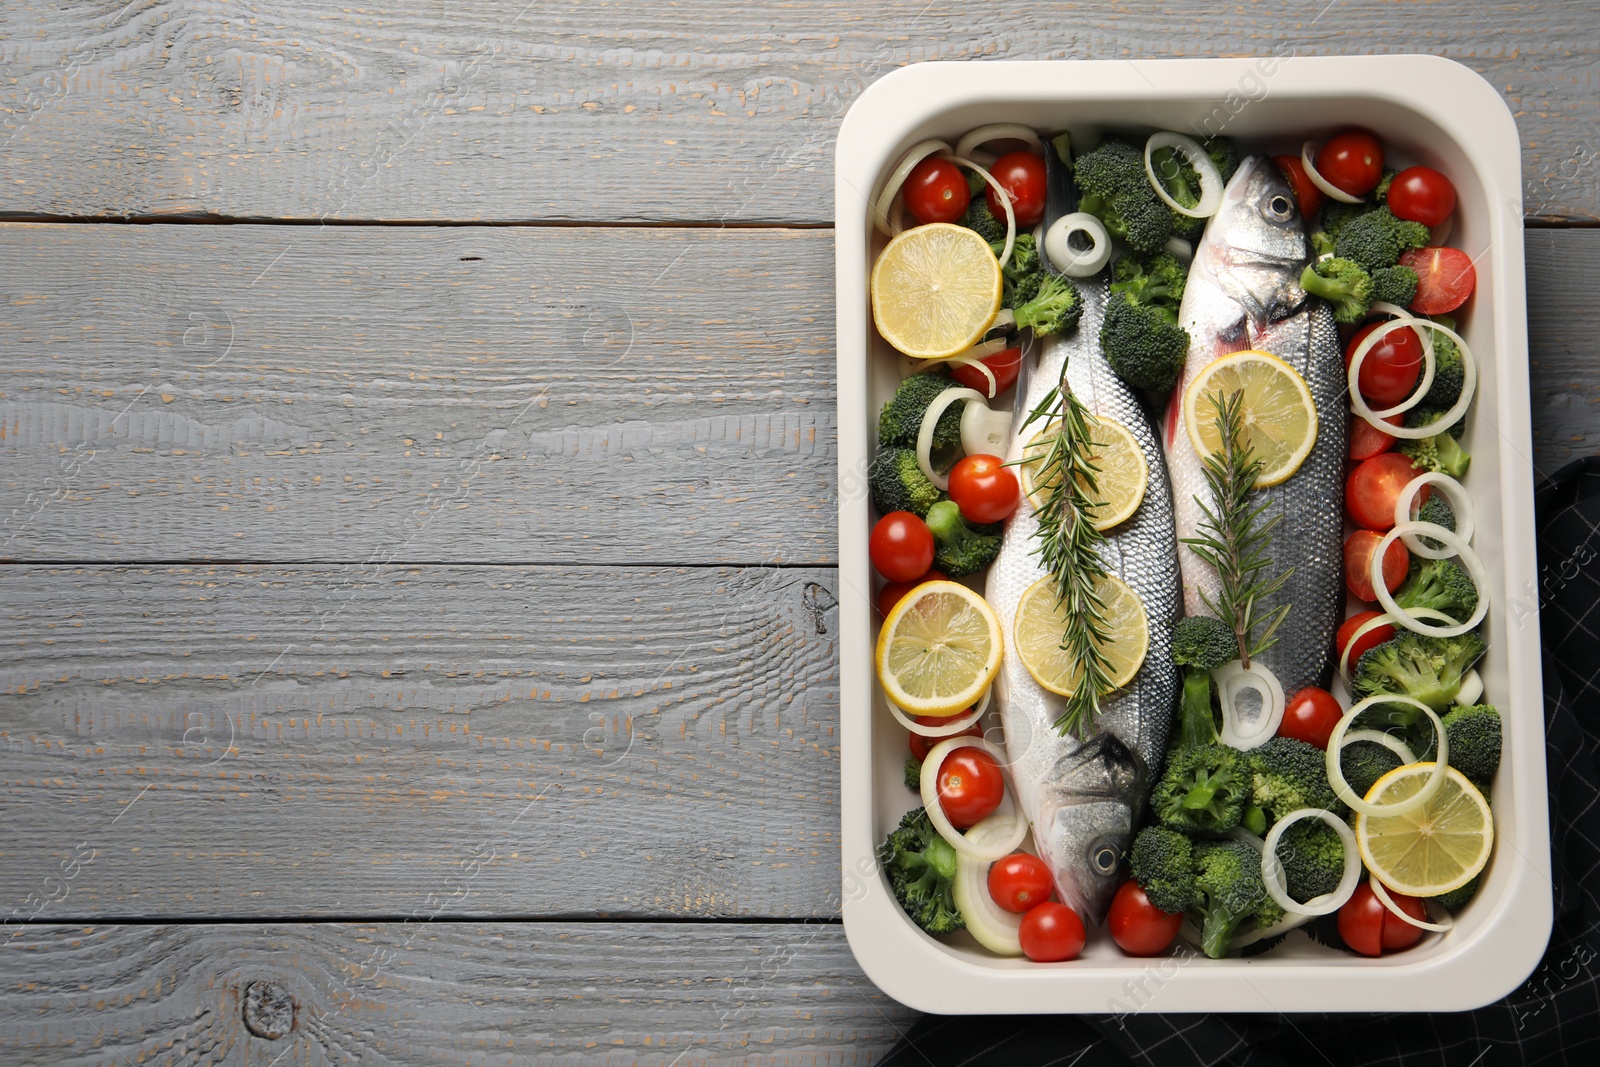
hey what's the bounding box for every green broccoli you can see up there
[1339,738,1403,800]
[960,199,1006,243]
[1112,249,1188,306]
[1012,273,1084,339]
[1371,264,1419,306]
[1206,137,1240,183]
[1352,630,1488,720]
[1394,556,1479,622]
[1150,138,1238,238]
[1334,206,1430,273]
[1172,615,1236,750]
[1431,874,1480,912]
[1194,838,1286,959]
[990,233,1043,308]
[878,807,964,935]
[1152,744,1248,834]
[1374,169,1397,203]
[1130,826,1198,914]
[924,499,1002,577]
[1443,704,1502,789]
[1299,257,1374,324]
[903,757,923,790]
[878,372,963,449]
[1311,230,1337,258]
[1319,200,1373,241]
[1417,493,1456,534]
[1074,137,1175,255]
[1276,820,1346,903]
[1248,736,1343,823]
[1399,407,1470,478]
[868,446,943,518]
[1420,325,1466,409]
[1100,250,1192,393]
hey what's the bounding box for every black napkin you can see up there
[882,457,1600,1067]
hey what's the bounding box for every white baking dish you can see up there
[836,57,1549,1014]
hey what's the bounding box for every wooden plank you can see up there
[0,1,1595,223]
[0,921,915,1065]
[0,563,862,918]
[0,222,836,565]
[1526,229,1600,473]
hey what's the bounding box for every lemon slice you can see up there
[1355,764,1494,897]
[871,222,1003,360]
[1182,350,1318,488]
[876,580,1003,717]
[1018,417,1148,531]
[1013,574,1148,697]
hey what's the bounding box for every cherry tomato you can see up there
[935,748,1005,830]
[1350,413,1402,462]
[1338,610,1397,668]
[1273,154,1324,219]
[903,157,971,226]
[1338,881,1426,957]
[1380,890,1428,952]
[1279,686,1345,749]
[869,512,934,582]
[1400,247,1476,315]
[948,454,1021,524]
[1345,322,1424,407]
[1108,880,1183,957]
[1315,130,1384,197]
[1346,452,1427,531]
[986,151,1047,229]
[949,346,1023,398]
[1019,901,1086,962]
[876,569,947,619]
[988,853,1055,914]
[908,712,980,762]
[1386,166,1456,228]
[1345,529,1409,602]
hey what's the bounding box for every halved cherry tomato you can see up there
[1386,166,1456,228]
[1345,529,1409,602]
[1350,413,1403,462]
[1338,880,1426,957]
[986,151,1047,229]
[1338,610,1397,668]
[869,512,935,582]
[903,157,971,226]
[988,853,1055,914]
[1346,453,1427,531]
[1315,130,1384,197]
[1345,322,1424,407]
[876,569,948,619]
[936,748,1005,830]
[1400,247,1476,315]
[1279,687,1345,750]
[949,346,1023,398]
[907,711,980,763]
[1273,154,1324,219]
[948,454,1021,525]
[1108,880,1183,957]
[1019,901,1086,962]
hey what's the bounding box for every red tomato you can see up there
[1338,881,1426,957]
[988,853,1055,914]
[949,346,1023,398]
[1386,166,1457,228]
[1345,322,1424,407]
[907,712,980,762]
[948,454,1021,524]
[1350,413,1402,462]
[1278,687,1345,750]
[869,512,934,582]
[903,157,971,226]
[1315,130,1384,197]
[1346,453,1426,531]
[986,151,1047,229]
[1019,901,1086,962]
[1380,890,1428,952]
[1108,880,1183,957]
[1273,154,1324,219]
[1345,529,1409,602]
[876,569,947,619]
[935,748,1005,830]
[1400,247,1476,315]
[1338,610,1397,668]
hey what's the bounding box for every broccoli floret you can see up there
[1417,493,1456,533]
[1371,264,1419,306]
[1206,137,1240,183]
[1374,169,1397,203]
[1112,249,1188,306]
[1172,615,1236,749]
[903,757,922,790]
[1149,139,1236,237]
[960,199,1006,243]
[1443,704,1502,789]
[1420,327,1467,410]
[868,447,943,518]
[1399,407,1471,478]
[1152,744,1248,834]
[1074,137,1175,255]
[1130,826,1198,914]
[1339,739,1403,800]
[1319,200,1372,241]
[1248,737,1343,823]
[878,372,963,449]
[990,233,1043,309]
[1334,206,1431,273]
[878,807,964,935]
[1013,273,1084,339]
[924,499,1001,578]
[1276,820,1346,903]
[1395,557,1479,622]
[1194,838,1286,959]
[1431,874,1481,912]
[1299,257,1374,324]
[1352,631,1488,720]
[1100,250,1192,393]
[1311,231,1337,258]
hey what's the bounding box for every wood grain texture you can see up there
[0,563,863,918]
[1527,229,1600,472]
[0,922,915,1065]
[0,222,837,565]
[0,0,1596,223]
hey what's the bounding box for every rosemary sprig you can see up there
[1180,389,1294,667]
[1022,364,1115,737]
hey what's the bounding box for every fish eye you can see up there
[1090,841,1120,875]
[1263,194,1294,221]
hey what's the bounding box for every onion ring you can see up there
[1325,695,1450,818]
[939,154,1016,268]
[884,687,990,736]
[1043,211,1112,278]
[951,813,1027,955]
[1337,607,1458,680]
[1349,317,1477,437]
[1342,728,1419,767]
[955,124,1044,160]
[1301,140,1365,205]
[1164,236,1194,263]
[1456,669,1484,707]
[1144,133,1224,218]
[872,139,953,237]
[915,386,986,490]
[1261,808,1362,916]
[1370,523,1489,637]
[1348,317,1434,421]
[1212,660,1285,750]
[1369,300,1437,394]
[1370,876,1455,933]
[1394,472,1476,557]
[919,736,1029,861]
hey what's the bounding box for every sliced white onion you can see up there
[951,813,1027,956]
[1144,132,1224,218]
[1261,808,1362,916]
[1348,315,1434,421]
[1349,317,1477,438]
[884,687,990,737]
[1325,695,1449,818]
[1164,236,1194,263]
[1370,300,1436,389]
[1371,522,1489,637]
[1342,728,1419,767]
[1212,660,1285,750]
[961,396,1013,459]
[920,736,1029,861]
[1370,876,1455,933]
[942,353,998,398]
[955,124,1044,160]
[989,308,1017,335]
[1394,472,1475,557]
[1456,669,1484,707]
[915,386,986,490]
[1043,211,1112,278]
[939,154,1016,268]
[1301,140,1365,205]
[872,139,953,236]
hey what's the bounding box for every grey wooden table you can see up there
[0,2,1595,1063]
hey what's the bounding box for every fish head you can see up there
[1199,155,1312,325]
[1032,732,1148,926]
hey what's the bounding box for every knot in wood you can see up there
[242,979,295,1040]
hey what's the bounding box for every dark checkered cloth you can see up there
[882,457,1600,1067]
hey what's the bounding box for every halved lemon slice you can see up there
[871,222,1003,360]
[1355,764,1494,897]
[1018,416,1148,531]
[876,580,1003,717]
[1013,574,1148,697]
[1182,350,1317,488]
